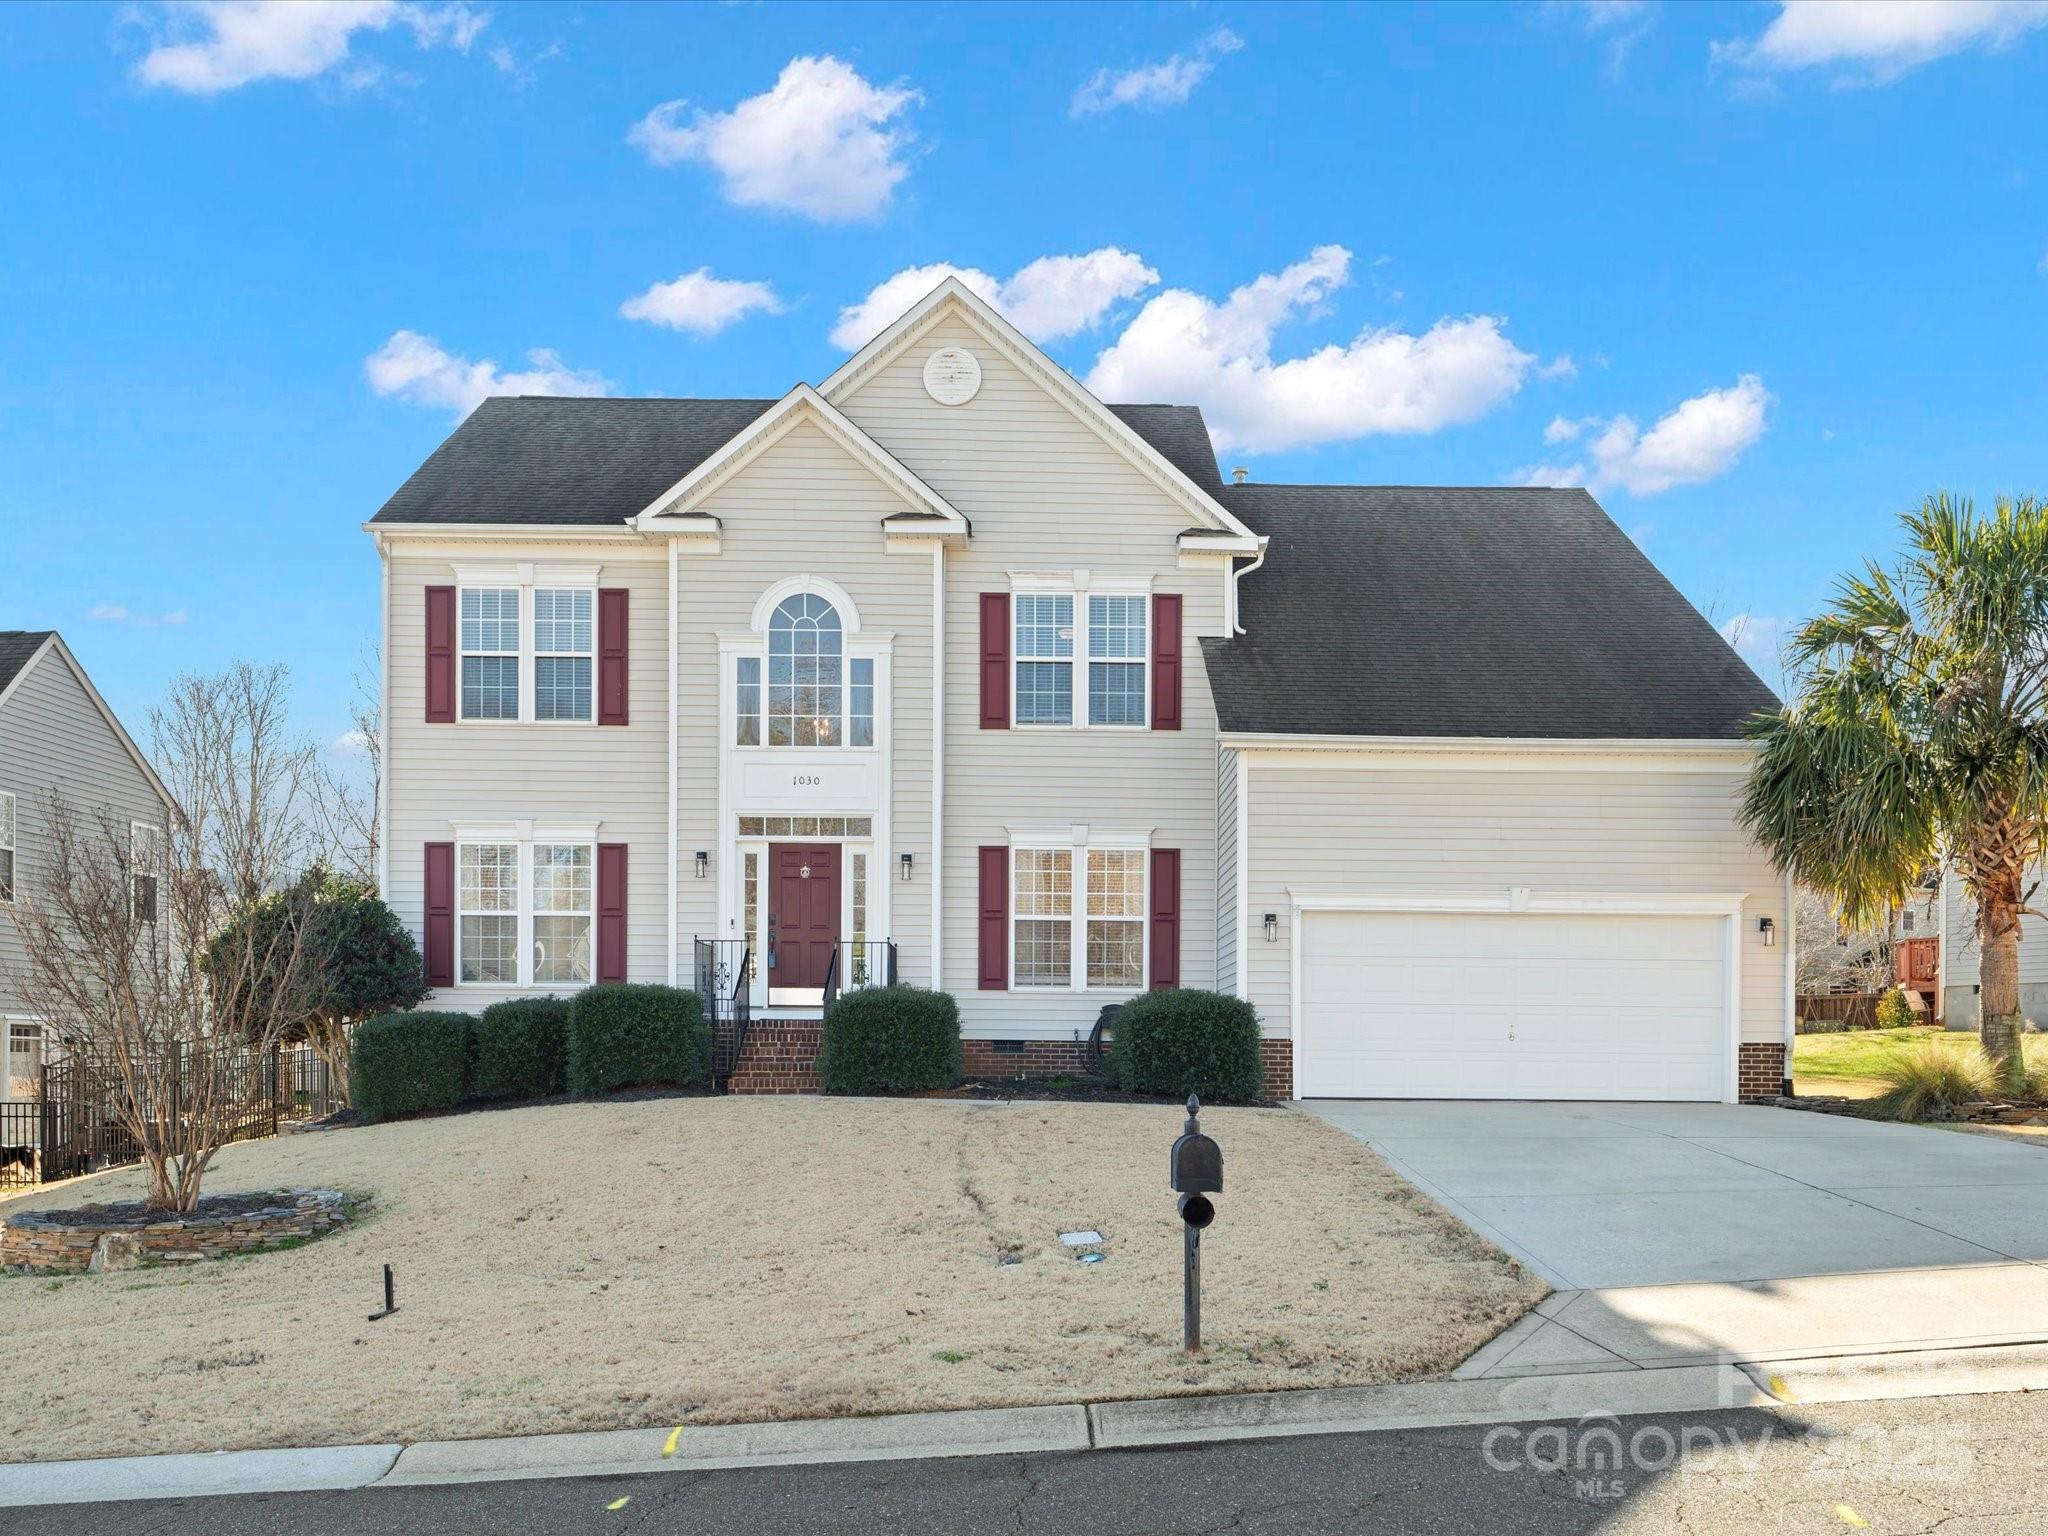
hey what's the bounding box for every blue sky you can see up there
[2,0,2045,759]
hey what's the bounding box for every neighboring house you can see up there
[0,630,179,1106]
[367,278,1790,1102]
[1939,868,2044,1031]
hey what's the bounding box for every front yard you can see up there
[0,1096,1541,1463]
[1794,1025,2048,1098]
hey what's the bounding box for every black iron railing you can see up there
[826,940,897,1006]
[695,938,754,1088]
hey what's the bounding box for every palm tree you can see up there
[1742,494,2048,1090]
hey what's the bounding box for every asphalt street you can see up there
[8,1391,2045,1535]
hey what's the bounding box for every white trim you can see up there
[667,541,679,985]
[748,575,864,636]
[931,540,945,990]
[452,574,600,726]
[1937,863,1950,1023]
[1006,837,1150,994]
[1007,585,1153,732]
[1233,750,1249,1002]
[1223,732,1760,757]
[0,789,15,904]
[817,277,1254,541]
[377,548,391,896]
[1782,867,1797,1086]
[365,523,655,548]
[449,561,602,587]
[1286,890,1747,1104]
[0,635,179,818]
[451,835,598,991]
[631,384,968,532]
[450,818,604,842]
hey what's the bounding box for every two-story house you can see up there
[368,278,1790,1102]
[0,630,178,1111]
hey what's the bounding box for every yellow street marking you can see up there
[1835,1506,1867,1529]
[662,1425,683,1457]
[607,1497,631,1511]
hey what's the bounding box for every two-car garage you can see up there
[1292,905,1737,1102]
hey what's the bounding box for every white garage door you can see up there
[1297,909,1729,1101]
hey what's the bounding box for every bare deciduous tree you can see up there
[311,658,381,891]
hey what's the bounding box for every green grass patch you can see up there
[1794,1026,2048,1086]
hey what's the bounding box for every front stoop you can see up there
[724,1022,823,1094]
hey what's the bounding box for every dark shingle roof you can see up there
[0,631,53,696]
[1200,485,1778,740]
[371,397,1222,526]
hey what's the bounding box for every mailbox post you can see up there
[1169,1093,1222,1353]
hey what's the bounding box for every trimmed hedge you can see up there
[475,997,572,1101]
[1108,989,1264,1103]
[352,1010,477,1121]
[566,984,709,1095]
[817,986,961,1095]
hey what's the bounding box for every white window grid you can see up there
[1012,588,1150,729]
[767,593,843,747]
[0,790,14,903]
[130,820,166,924]
[457,840,595,987]
[1011,843,1147,991]
[459,582,599,724]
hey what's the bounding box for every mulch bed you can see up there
[941,1074,1279,1109]
[21,1190,307,1227]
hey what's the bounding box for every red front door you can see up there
[770,844,840,992]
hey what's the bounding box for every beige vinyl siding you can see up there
[0,647,172,1020]
[385,544,670,1011]
[1242,752,1787,1045]
[674,418,933,980]
[1941,865,2048,1026]
[839,313,1224,1037]
[1217,745,1238,997]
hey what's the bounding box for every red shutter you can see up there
[597,843,627,983]
[978,845,1008,990]
[425,586,456,724]
[1149,848,1180,990]
[424,842,454,987]
[1151,592,1182,731]
[598,588,629,726]
[979,593,1010,730]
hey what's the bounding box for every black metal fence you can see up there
[695,939,753,1088]
[0,1041,342,1191]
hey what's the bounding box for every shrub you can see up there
[1868,1043,1991,1122]
[352,1010,476,1120]
[474,997,572,1101]
[1108,989,1264,1102]
[817,986,961,1095]
[1875,987,1917,1031]
[566,984,708,1095]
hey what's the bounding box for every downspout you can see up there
[667,539,679,984]
[1782,868,1797,1097]
[931,540,946,989]
[1230,536,1270,637]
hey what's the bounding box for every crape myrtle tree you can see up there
[3,664,323,1210]
[1742,495,2048,1090]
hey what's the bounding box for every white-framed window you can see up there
[1011,840,1147,991]
[735,592,881,750]
[457,570,599,724]
[457,839,594,987]
[130,820,165,924]
[5,1021,40,1102]
[0,791,15,903]
[1012,585,1149,728]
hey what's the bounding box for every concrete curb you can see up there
[9,1342,2048,1509]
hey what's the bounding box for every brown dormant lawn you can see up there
[0,1095,1542,1462]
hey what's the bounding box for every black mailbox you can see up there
[1169,1094,1223,1195]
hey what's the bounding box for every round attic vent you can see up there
[922,346,982,406]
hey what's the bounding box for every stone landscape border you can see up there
[0,1188,350,1273]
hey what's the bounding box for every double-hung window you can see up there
[459,580,597,723]
[458,839,594,987]
[131,821,165,924]
[1013,588,1148,727]
[1012,843,1146,990]
[0,791,14,903]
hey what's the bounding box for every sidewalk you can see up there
[10,1338,2048,1509]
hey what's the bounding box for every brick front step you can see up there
[724,1022,823,1095]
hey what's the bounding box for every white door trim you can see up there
[1286,890,1746,1104]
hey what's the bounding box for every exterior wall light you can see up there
[900,852,914,882]
[1759,915,1776,947]
[695,851,709,879]
[1263,912,1278,943]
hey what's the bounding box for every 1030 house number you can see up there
[790,774,822,788]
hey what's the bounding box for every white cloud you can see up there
[1537,353,1579,380]
[1513,375,1771,497]
[619,268,784,337]
[1551,1,1656,75]
[1718,612,1799,677]
[90,604,188,627]
[364,329,611,417]
[133,0,485,95]
[628,56,920,223]
[328,728,372,758]
[1715,1,2048,85]
[1071,27,1244,117]
[830,248,1158,350]
[1082,245,1536,455]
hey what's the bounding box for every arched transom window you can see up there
[736,592,874,748]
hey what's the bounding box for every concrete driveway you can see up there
[1309,1099,2048,1375]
